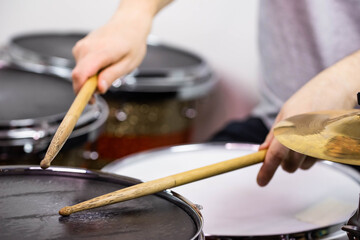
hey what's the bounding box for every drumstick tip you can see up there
[40,159,50,169]
[59,206,72,216]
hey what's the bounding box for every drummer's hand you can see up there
[256,109,317,187]
[256,49,360,186]
[72,0,172,95]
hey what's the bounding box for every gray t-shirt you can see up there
[252,0,360,129]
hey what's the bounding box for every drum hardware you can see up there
[342,196,360,239]
[111,68,139,88]
[183,107,197,119]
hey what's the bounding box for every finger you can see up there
[97,57,133,94]
[72,52,118,94]
[257,139,288,186]
[259,129,274,150]
[97,48,145,94]
[72,38,87,61]
[300,156,317,170]
[89,95,96,105]
[259,111,284,150]
[281,151,305,173]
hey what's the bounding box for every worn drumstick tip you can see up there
[39,75,98,169]
[40,160,51,169]
[59,206,72,216]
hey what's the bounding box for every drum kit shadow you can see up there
[2,32,360,239]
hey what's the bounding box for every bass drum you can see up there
[0,66,109,169]
[4,32,217,161]
[102,143,360,239]
[0,166,204,240]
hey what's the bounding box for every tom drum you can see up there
[0,66,109,168]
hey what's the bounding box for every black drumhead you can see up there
[0,167,201,240]
[12,33,82,61]
[140,44,202,71]
[0,68,74,123]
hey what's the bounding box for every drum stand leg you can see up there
[342,194,360,240]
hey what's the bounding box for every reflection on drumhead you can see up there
[102,143,360,237]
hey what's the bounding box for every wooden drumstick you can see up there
[40,75,98,169]
[59,149,266,216]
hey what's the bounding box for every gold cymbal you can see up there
[273,109,360,165]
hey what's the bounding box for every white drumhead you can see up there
[102,143,360,237]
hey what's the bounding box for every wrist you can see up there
[117,0,172,18]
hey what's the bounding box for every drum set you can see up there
[1,32,360,239]
[0,32,216,167]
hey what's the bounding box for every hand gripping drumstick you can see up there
[59,150,266,216]
[40,76,98,169]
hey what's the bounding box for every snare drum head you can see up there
[0,166,202,240]
[102,143,360,238]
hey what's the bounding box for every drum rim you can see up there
[0,165,204,240]
[8,32,82,67]
[0,96,109,149]
[102,142,360,239]
[5,32,216,98]
[102,142,260,173]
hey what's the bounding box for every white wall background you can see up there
[0,0,260,142]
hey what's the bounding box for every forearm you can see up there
[287,49,360,112]
[115,0,173,20]
[257,49,360,186]
[322,49,360,108]
[103,0,173,43]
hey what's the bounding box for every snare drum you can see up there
[0,67,109,168]
[0,166,204,240]
[4,32,217,161]
[102,143,360,239]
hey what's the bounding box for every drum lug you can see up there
[195,204,203,211]
[23,143,34,153]
[183,107,197,119]
[112,69,139,88]
[170,190,203,214]
[115,110,127,122]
